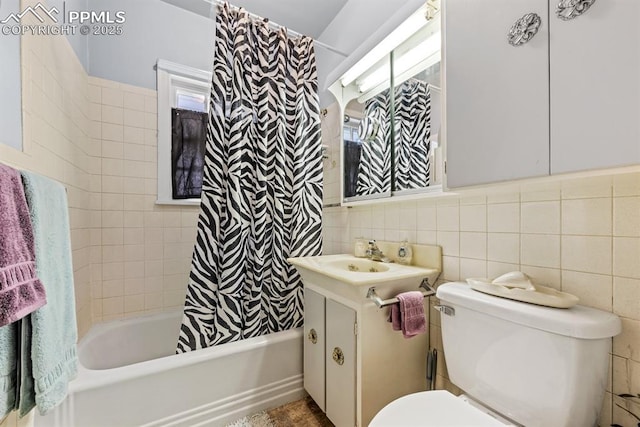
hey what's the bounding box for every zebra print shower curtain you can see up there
[356,89,391,196]
[355,79,431,196]
[177,3,323,352]
[395,79,431,191]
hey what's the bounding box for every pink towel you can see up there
[0,164,46,327]
[388,291,426,338]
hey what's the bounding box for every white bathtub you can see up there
[35,310,305,427]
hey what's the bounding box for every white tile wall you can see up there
[87,76,200,323]
[1,7,200,354]
[0,10,93,342]
[0,2,93,425]
[521,201,561,234]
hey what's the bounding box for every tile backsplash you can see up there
[324,174,640,292]
[321,103,640,427]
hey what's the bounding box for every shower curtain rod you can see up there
[212,0,349,57]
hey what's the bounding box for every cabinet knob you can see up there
[332,347,345,365]
[508,13,542,47]
[308,329,318,344]
[556,0,596,21]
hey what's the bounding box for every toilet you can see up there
[370,282,622,427]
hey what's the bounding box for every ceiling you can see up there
[158,0,349,38]
[157,0,425,107]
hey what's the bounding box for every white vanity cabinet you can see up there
[304,288,328,412]
[290,251,442,427]
[304,288,357,426]
[302,281,430,427]
[325,299,357,427]
[445,0,640,188]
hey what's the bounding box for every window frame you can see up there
[156,59,212,206]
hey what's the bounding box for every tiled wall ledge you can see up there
[327,164,640,209]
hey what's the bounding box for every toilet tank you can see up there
[436,282,621,427]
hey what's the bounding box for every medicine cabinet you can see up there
[445,0,640,188]
[329,4,445,205]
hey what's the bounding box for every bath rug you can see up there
[266,396,333,427]
[225,411,275,427]
[226,397,333,427]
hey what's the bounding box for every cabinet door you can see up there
[550,0,640,173]
[304,288,326,411]
[325,300,356,427]
[445,0,550,187]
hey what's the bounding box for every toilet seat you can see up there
[369,390,514,427]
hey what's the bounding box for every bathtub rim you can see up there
[72,311,303,393]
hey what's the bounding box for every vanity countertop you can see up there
[288,253,440,286]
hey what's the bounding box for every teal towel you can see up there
[18,172,78,416]
[0,323,17,418]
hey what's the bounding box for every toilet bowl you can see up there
[370,282,621,427]
[369,390,516,426]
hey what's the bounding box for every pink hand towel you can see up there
[388,302,401,331]
[0,163,46,327]
[387,291,426,338]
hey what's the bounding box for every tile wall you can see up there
[0,3,202,422]
[321,105,640,426]
[0,6,93,337]
[0,29,199,333]
[0,2,92,426]
[86,77,199,323]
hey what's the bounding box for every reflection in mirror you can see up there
[393,62,441,192]
[332,2,443,203]
[391,14,441,193]
[343,89,392,200]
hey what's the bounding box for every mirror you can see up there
[0,0,23,151]
[343,89,393,201]
[342,53,393,202]
[392,62,441,194]
[335,6,442,204]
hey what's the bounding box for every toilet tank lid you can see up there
[437,282,621,339]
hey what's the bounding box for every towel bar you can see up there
[366,278,436,308]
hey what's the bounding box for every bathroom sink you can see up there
[288,254,440,287]
[323,259,390,273]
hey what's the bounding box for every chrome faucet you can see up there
[366,240,389,262]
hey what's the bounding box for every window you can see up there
[156,59,212,205]
[343,117,363,198]
[343,119,361,143]
[176,90,207,113]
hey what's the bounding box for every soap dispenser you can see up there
[354,238,367,258]
[397,239,413,265]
